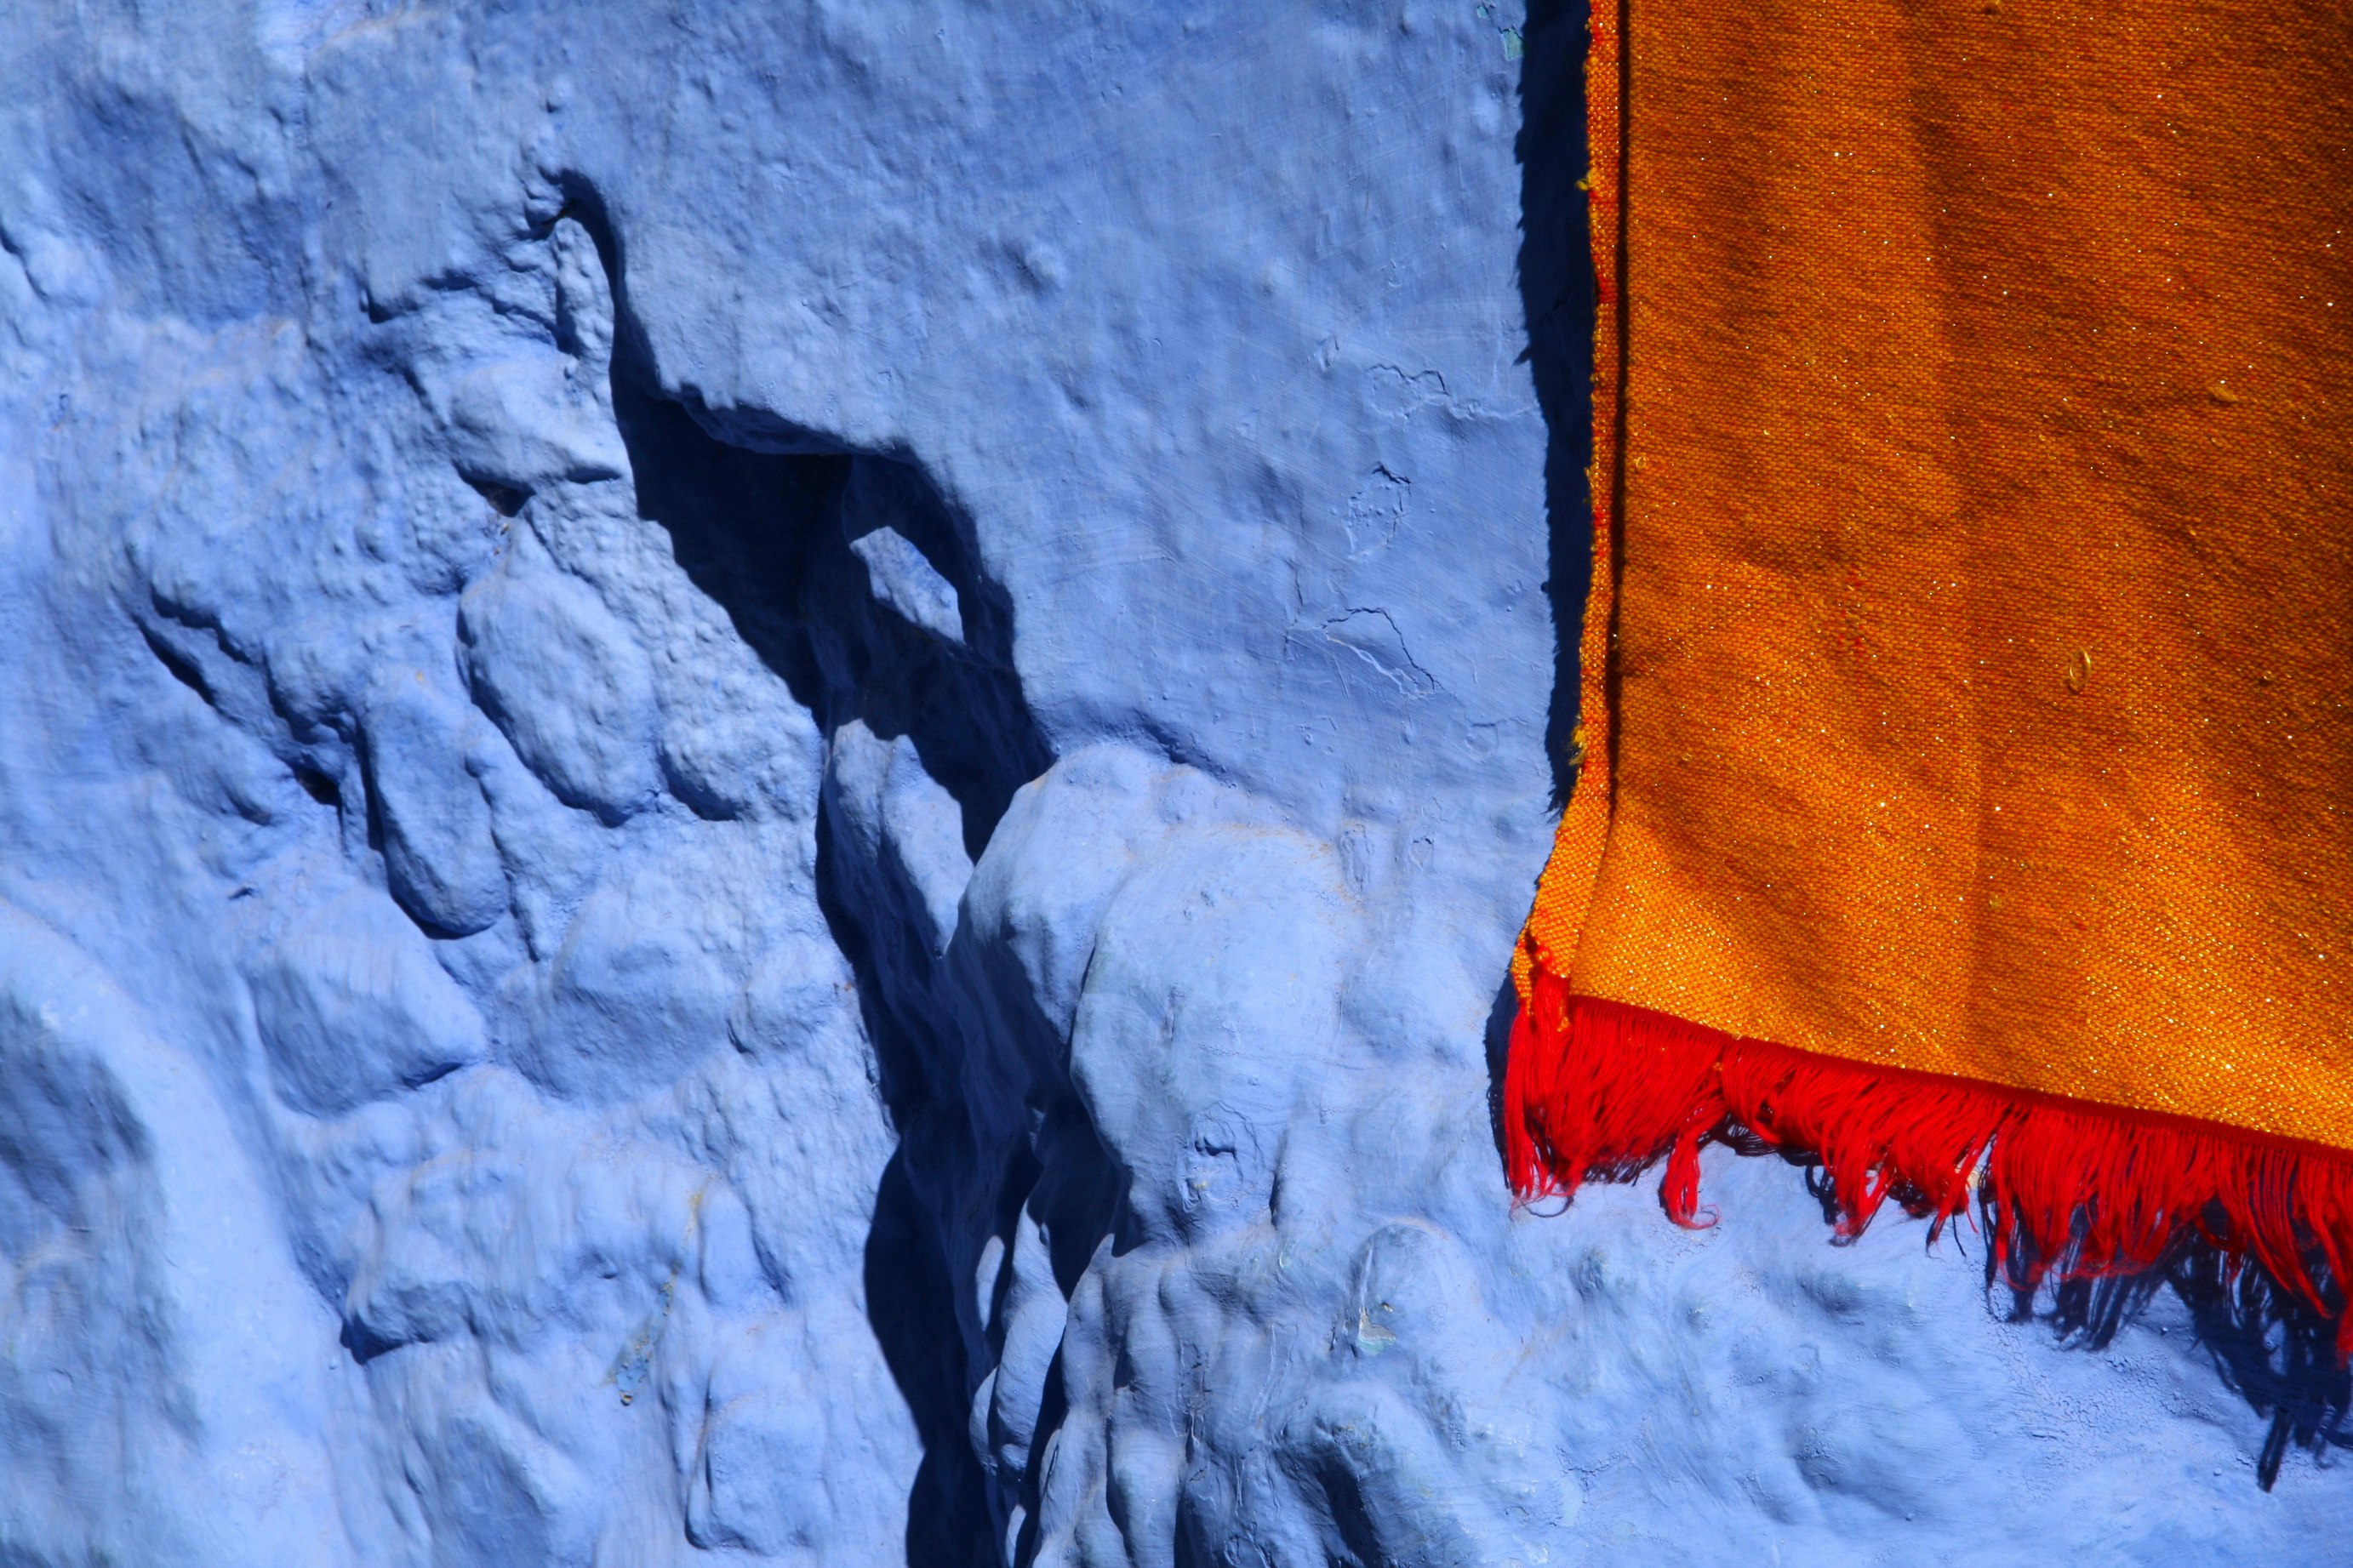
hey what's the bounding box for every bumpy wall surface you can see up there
[0,2,2345,1564]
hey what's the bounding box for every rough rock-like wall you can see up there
[0,2,2345,1563]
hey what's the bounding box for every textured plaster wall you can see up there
[0,2,2345,1564]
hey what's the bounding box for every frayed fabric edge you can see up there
[1504,949,2353,1357]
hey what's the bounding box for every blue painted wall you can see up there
[0,3,2342,1562]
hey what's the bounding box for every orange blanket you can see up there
[1508,0,2353,1337]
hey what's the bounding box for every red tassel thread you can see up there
[1505,956,2353,1355]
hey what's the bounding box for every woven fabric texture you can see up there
[1522,0,2353,1151]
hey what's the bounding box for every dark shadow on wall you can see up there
[559,182,1051,1567]
[2165,1250,2353,1490]
[1482,973,1519,1164]
[2022,1236,2351,1491]
[1516,0,1597,813]
[614,390,1048,864]
[1487,0,1593,1174]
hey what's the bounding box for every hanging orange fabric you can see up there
[1509,0,2353,1337]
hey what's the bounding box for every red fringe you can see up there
[1505,959,2353,1355]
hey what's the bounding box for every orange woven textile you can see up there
[1510,0,2353,1322]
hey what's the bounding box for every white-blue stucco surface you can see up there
[0,3,2345,1563]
